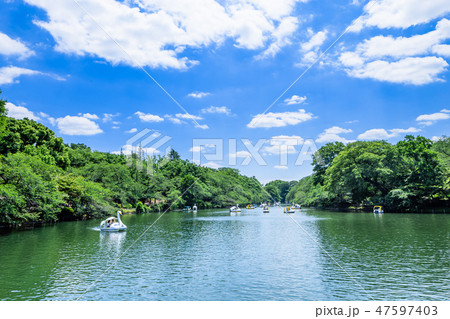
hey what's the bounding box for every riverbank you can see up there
[299,204,449,214]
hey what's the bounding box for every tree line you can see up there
[0,91,269,227]
[286,137,449,212]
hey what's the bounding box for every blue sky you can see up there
[1,0,450,183]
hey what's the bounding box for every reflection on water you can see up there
[99,231,127,255]
[0,208,448,300]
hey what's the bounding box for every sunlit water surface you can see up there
[0,208,448,300]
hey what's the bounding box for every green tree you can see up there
[0,117,70,168]
[324,140,402,206]
[312,142,345,185]
[0,89,7,131]
[394,136,444,204]
[0,153,64,225]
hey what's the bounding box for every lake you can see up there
[0,208,448,301]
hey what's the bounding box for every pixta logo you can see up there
[124,129,172,175]
[191,137,323,167]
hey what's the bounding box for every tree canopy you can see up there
[0,117,269,227]
[287,136,449,212]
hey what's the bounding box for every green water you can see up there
[0,208,448,300]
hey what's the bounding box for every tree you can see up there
[324,141,403,206]
[264,183,281,202]
[395,135,444,203]
[0,117,70,168]
[169,149,181,160]
[0,90,7,131]
[0,153,64,225]
[264,180,294,202]
[431,137,450,197]
[312,142,345,185]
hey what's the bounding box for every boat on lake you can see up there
[100,211,127,232]
[373,206,384,214]
[284,206,295,213]
[230,204,241,212]
[263,205,269,213]
[246,204,255,209]
[193,204,197,212]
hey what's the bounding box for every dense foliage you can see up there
[264,180,297,203]
[287,137,449,212]
[0,95,269,227]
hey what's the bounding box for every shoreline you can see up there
[1,205,449,233]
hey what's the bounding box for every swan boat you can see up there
[100,211,127,232]
[193,204,198,212]
[230,204,242,212]
[263,205,269,213]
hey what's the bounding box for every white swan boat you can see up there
[230,204,241,212]
[100,211,127,232]
[263,205,269,213]
[193,204,198,212]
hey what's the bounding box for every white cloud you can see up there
[188,92,210,98]
[135,111,164,122]
[350,19,450,60]
[316,126,354,143]
[125,128,138,133]
[79,113,99,120]
[339,52,365,68]
[175,113,203,121]
[432,44,450,57]
[5,102,40,120]
[165,115,184,125]
[164,113,208,128]
[358,127,420,140]
[0,66,41,85]
[102,113,120,123]
[431,136,445,141]
[340,18,450,85]
[345,56,448,85]
[357,129,390,140]
[263,135,303,155]
[352,0,450,31]
[247,108,314,128]
[257,16,299,59]
[284,95,306,105]
[0,32,34,59]
[195,123,209,130]
[416,109,450,125]
[201,162,222,169]
[56,116,103,135]
[201,106,231,115]
[299,28,327,64]
[301,29,328,52]
[230,150,252,158]
[190,146,205,152]
[112,144,160,155]
[25,0,306,69]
